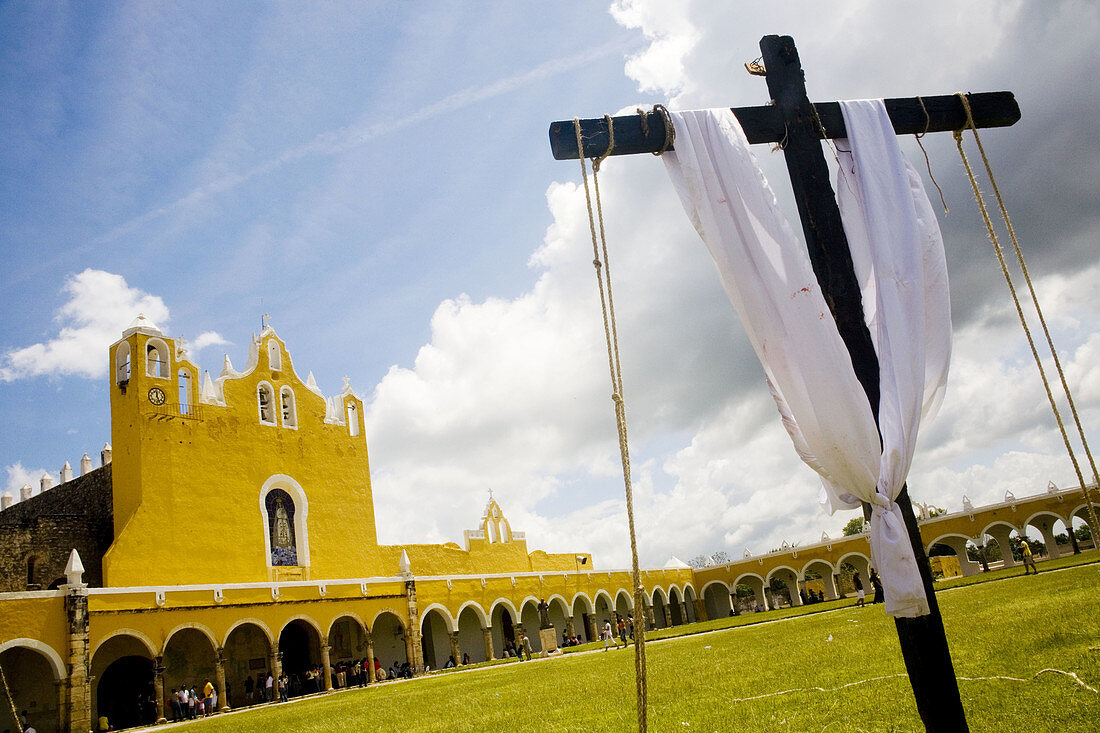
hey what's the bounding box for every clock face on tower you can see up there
[148,387,166,406]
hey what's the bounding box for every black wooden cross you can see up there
[549,35,1021,732]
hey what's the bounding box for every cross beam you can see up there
[550,35,1021,732]
[549,91,1019,160]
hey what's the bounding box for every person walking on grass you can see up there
[1020,538,1038,574]
[853,570,865,607]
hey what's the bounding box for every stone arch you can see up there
[92,628,158,660]
[651,587,668,628]
[489,599,518,657]
[145,337,170,378]
[115,341,132,384]
[1023,510,1074,559]
[162,627,218,708]
[800,558,838,601]
[837,553,871,596]
[223,620,273,707]
[421,607,455,670]
[683,584,699,622]
[418,604,457,633]
[668,586,684,625]
[545,595,571,645]
[259,474,310,568]
[570,593,595,643]
[0,640,65,733]
[570,592,594,615]
[91,631,157,729]
[519,599,543,653]
[925,532,983,577]
[328,614,367,685]
[280,386,297,428]
[702,580,732,619]
[614,588,634,618]
[767,565,801,608]
[278,617,324,695]
[456,600,489,629]
[733,573,768,613]
[222,618,274,648]
[162,622,219,656]
[370,611,408,675]
[0,638,66,681]
[456,603,489,664]
[267,339,281,371]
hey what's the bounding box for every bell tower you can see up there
[107,314,199,538]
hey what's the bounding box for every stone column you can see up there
[404,578,424,674]
[267,647,282,704]
[481,627,495,661]
[1033,517,1062,559]
[153,655,166,724]
[64,583,91,733]
[730,593,740,616]
[55,680,68,733]
[663,603,674,625]
[679,601,689,624]
[215,647,229,711]
[586,615,598,642]
[1066,518,1081,554]
[320,637,334,692]
[643,605,655,632]
[986,526,1018,567]
[564,617,575,638]
[365,634,376,683]
[448,632,461,665]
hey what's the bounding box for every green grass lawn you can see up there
[181,563,1100,732]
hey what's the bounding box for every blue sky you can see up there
[3,1,1099,567]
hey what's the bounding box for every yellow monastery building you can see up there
[0,316,1095,732]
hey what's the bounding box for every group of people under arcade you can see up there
[167,681,219,721]
[601,614,635,650]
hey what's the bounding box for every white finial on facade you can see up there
[80,453,92,476]
[20,484,33,502]
[488,487,494,502]
[64,549,85,587]
[60,461,73,483]
[41,472,54,492]
[962,494,974,512]
[821,531,830,542]
[341,376,352,394]
[744,548,752,558]
[101,443,112,466]
[262,313,270,329]
[201,371,218,404]
[1,492,12,510]
[399,549,412,577]
[1047,480,1059,494]
[220,354,236,378]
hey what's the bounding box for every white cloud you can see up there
[188,331,230,359]
[3,462,49,501]
[0,269,170,382]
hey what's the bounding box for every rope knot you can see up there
[611,393,623,404]
[592,258,602,269]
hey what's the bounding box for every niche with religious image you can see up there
[266,489,299,566]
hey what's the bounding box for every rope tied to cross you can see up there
[952,92,1100,542]
[571,105,674,733]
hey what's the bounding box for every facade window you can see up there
[346,403,360,437]
[280,387,296,428]
[116,342,131,384]
[267,339,281,371]
[178,370,193,415]
[258,383,276,424]
[265,489,298,566]
[146,339,169,378]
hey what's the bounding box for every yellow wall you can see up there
[104,326,382,587]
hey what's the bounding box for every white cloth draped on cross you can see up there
[662,102,951,618]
